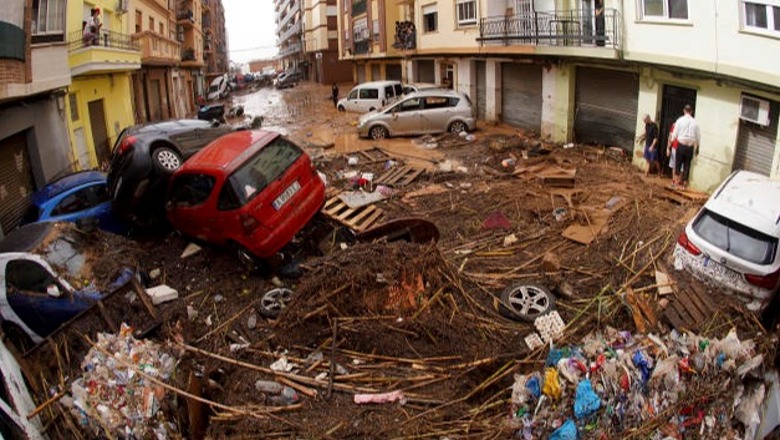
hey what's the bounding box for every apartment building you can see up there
[276,0,305,72]
[176,0,206,101]
[339,0,780,192]
[303,0,352,83]
[203,0,229,80]
[0,0,72,237]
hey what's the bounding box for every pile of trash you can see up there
[510,327,773,439]
[62,324,178,439]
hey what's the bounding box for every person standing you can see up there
[331,83,339,108]
[666,123,680,186]
[642,114,659,176]
[85,8,102,45]
[595,0,605,47]
[669,105,700,188]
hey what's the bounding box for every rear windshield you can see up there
[692,208,778,265]
[218,137,303,210]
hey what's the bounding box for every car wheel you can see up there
[257,287,294,318]
[152,146,182,174]
[498,283,555,323]
[449,120,468,134]
[1,321,34,354]
[369,125,388,140]
[337,105,346,112]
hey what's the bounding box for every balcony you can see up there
[279,41,302,57]
[181,47,205,67]
[353,39,370,55]
[352,0,367,16]
[177,8,195,27]
[477,9,621,50]
[202,0,210,12]
[133,31,182,65]
[68,30,141,76]
[279,20,302,44]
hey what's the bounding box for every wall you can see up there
[415,0,481,52]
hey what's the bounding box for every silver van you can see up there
[357,90,476,140]
[337,80,404,113]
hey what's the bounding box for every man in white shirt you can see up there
[668,104,700,188]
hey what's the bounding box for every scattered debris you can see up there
[181,242,202,258]
[145,284,179,305]
[354,390,407,405]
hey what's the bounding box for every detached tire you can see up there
[257,288,294,318]
[151,146,182,174]
[499,283,555,323]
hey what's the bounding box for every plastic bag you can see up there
[511,374,531,406]
[574,379,601,419]
[543,368,562,400]
[632,351,651,385]
[549,419,579,440]
[526,374,541,399]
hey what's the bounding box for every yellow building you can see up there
[66,0,140,169]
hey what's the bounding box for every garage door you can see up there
[371,64,381,81]
[476,61,486,120]
[386,64,402,81]
[356,64,366,83]
[501,63,543,131]
[733,97,779,176]
[417,60,435,83]
[0,132,35,234]
[575,67,639,150]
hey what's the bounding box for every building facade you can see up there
[275,0,305,73]
[303,0,352,83]
[203,0,229,81]
[176,0,206,102]
[0,0,72,237]
[336,0,780,192]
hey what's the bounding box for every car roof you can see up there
[128,119,211,134]
[706,170,780,236]
[0,222,53,253]
[179,130,280,174]
[403,89,463,99]
[352,80,401,88]
[30,171,106,206]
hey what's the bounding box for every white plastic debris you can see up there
[145,285,178,305]
[181,242,202,258]
[534,311,565,343]
[270,357,297,372]
[347,156,359,166]
[503,234,519,247]
[354,390,407,405]
[525,332,545,351]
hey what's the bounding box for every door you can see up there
[371,64,381,81]
[421,96,452,133]
[356,64,366,83]
[88,99,110,168]
[166,173,218,240]
[417,60,435,83]
[658,85,697,174]
[0,132,35,234]
[476,61,486,120]
[733,97,779,176]
[386,64,402,81]
[502,63,543,131]
[149,79,162,121]
[73,128,90,170]
[389,98,423,135]
[358,88,380,112]
[574,67,639,151]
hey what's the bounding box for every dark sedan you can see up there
[107,119,236,227]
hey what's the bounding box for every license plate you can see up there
[273,181,300,210]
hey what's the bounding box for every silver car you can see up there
[357,90,476,140]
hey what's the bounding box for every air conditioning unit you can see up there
[739,95,771,126]
[117,0,129,14]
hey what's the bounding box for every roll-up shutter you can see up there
[356,64,366,83]
[733,98,779,176]
[574,67,639,150]
[0,132,34,233]
[417,60,435,83]
[501,63,543,131]
[475,61,486,120]
[386,64,402,81]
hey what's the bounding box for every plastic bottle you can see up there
[268,386,299,406]
[254,380,284,394]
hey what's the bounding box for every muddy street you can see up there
[10,83,777,440]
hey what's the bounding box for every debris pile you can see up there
[63,324,178,439]
[510,327,773,439]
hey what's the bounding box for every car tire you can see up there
[448,120,468,134]
[257,287,294,318]
[369,125,388,140]
[337,105,346,112]
[2,321,34,354]
[498,283,555,323]
[151,146,183,174]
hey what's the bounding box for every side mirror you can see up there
[47,284,62,298]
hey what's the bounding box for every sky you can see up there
[222,0,278,64]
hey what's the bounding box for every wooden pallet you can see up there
[322,196,383,232]
[662,283,717,332]
[375,165,424,187]
[353,148,392,164]
[662,186,709,205]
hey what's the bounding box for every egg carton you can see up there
[534,311,565,343]
[524,332,545,351]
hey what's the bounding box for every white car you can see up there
[674,170,780,311]
[337,80,403,113]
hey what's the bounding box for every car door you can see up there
[388,97,423,135]
[421,96,452,133]
[359,88,380,112]
[3,258,86,339]
[46,182,112,226]
[345,89,360,112]
[165,172,220,242]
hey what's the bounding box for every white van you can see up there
[337,80,404,113]
[207,74,229,101]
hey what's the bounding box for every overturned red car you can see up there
[165,130,325,264]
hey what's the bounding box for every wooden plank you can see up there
[655,271,675,296]
[399,168,424,186]
[676,291,706,324]
[688,284,715,315]
[668,295,694,329]
[355,208,384,232]
[663,302,687,330]
[348,205,378,225]
[335,207,358,221]
[96,301,118,333]
[132,276,158,320]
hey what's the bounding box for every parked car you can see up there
[403,82,443,95]
[197,104,226,122]
[274,71,301,89]
[22,171,127,234]
[207,74,230,101]
[165,130,325,264]
[337,80,404,113]
[0,222,130,348]
[107,119,237,226]
[674,170,780,311]
[357,90,476,140]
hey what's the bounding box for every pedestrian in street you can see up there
[642,114,659,176]
[669,104,700,188]
[666,122,680,186]
[331,83,339,108]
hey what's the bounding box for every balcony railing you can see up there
[353,39,370,55]
[69,29,138,52]
[133,31,181,63]
[279,41,302,57]
[352,0,366,16]
[177,8,195,25]
[279,20,302,43]
[477,9,620,49]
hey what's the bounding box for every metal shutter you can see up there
[386,64,402,81]
[0,132,34,233]
[356,64,366,83]
[574,67,639,150]
[475,61,486,120]
[417,60,435,83]
[501,63,543,131]
[371,64,381,80]
[733,99,779,176]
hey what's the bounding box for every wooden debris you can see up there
[561,208,611,245]
[655,271,675,296]
[322,195,384,233]
[375,165,425,187]
[352,147,392,164]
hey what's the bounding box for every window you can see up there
[457,0,477,26]
[68,93,79,122]
[394,84,403,96]
[51,184,110,216]
[384,86,395,99]
[743,1,780,32]
[373,19,380,40]
[168,174,215,207]
[423,4,438,32]
[423,96,451,109]
[693,209,778,265]
[32,0,65,40]
[6,260,58,295]
[348,89,358,99]
[397,98,422,112]
[359,88,379,99]
[223,138,303,207]
[149,16,154,31]
[135,10,142,33]
[159,23,164,35]
[641,0,688,20]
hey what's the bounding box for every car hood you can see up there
[359,110,381,125]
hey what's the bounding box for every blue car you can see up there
[23,171,127,234]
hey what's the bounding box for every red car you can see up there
[165,130,325,263]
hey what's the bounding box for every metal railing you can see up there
[477,9,620,49]
[279,20,302,43]
[69,29,139,52]
[353,39,370,55]
[279,41,302,57]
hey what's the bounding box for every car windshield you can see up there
[692,208,778,265]
[219,137,303,209]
